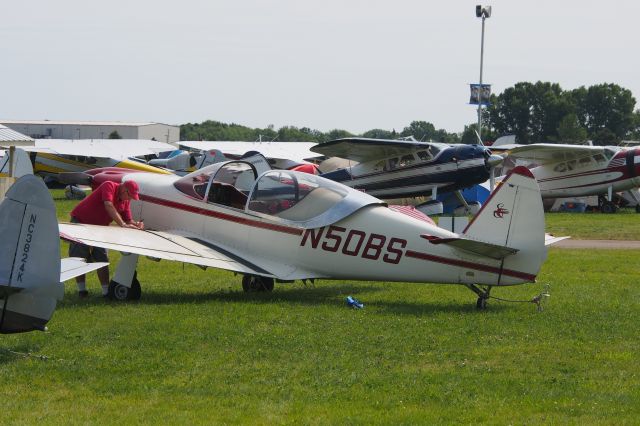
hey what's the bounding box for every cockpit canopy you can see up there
[175,160,384,228]
[247,170,384,228]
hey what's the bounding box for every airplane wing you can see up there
[421,234,518,260]
[60,258,109,282]
[502,143,608,164]
[310,138,442,163]
[59,223,278,278]
[179,141,321,164]
[7,139,176,161]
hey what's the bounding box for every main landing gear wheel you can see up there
[476,296,488,310]
[242,275,274,292]
[598,196,618,214]
[466,284,491,310]
[108,272,142,301]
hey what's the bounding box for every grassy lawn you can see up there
[545,210,640,240]
[2,249,638,424]
[0,189,638,423]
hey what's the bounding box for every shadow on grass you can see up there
[0,343,45,365]
[58,282,508,315]
[60,283,374,308]
[374,299,511,315]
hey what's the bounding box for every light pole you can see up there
[476,5,491,144]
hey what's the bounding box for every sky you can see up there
[1,1,638,134]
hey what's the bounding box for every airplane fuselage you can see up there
[531,147,640,198]
[321,144,492,198]
[127,170,536,287]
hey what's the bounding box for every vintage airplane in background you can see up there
[0,139,177,182]
[178,140,322,170]
[146,148,227,174]
[311,138,504,200]
[491,140,640,213]
[0,175,106,333]
[58,157,557,309]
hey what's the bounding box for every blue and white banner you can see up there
[469,84,491,105]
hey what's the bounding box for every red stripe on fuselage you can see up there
[405,250,537,282]
[139,194,303,236]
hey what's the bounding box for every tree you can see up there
[583,83,636,141]
[108,130,122,139]
[591,128,618,146]
[556,113,587,143]
[362,129,395,139]
[400,121,436,141]
[460,121,495,145]
[324,129,354,141]
[276,126,320,142]
[628,110,640,140]
[486,81,573,144]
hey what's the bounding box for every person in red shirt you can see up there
[69,180,144,298]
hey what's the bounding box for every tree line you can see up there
[180,82,640,146]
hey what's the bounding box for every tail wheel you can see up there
[242,275,274,292]
[108,272,142,301]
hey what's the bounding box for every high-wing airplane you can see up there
[58,158,557,309]
[0,139,177,181]
[491,142,640,213]
[310,138,504,199]
[178,140,322,170]
[0,175,106,333]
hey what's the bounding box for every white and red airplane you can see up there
[58,160,558,309]
[491,141,640,213]
[1,175,107,333]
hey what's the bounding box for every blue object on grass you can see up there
[346,296,364,309]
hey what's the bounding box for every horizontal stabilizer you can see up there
[421,235,518,260]
[60,258,109,282]
[544,233,570,246]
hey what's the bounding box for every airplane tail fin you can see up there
[0,175,63,333]
[461,166,546,284]
[197,149,227,169]
[1,148,34,178]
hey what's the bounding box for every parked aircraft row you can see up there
[4,135,640,214]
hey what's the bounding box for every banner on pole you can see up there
[469,84,491,105]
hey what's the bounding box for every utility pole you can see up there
[476,5,491,144]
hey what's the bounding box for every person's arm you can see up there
[104,201,141,229]
[120,202,145,230]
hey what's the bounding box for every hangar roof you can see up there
[0,120,175,127]
[0,124,34,146]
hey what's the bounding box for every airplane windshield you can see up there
[174,161,257,201]
[247,170,348,222]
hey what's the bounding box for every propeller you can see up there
[482,148,504,192]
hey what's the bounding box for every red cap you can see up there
[123,180,140,200]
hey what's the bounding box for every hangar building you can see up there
[0,120,180,143]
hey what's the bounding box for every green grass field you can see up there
[1,191,639,424]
